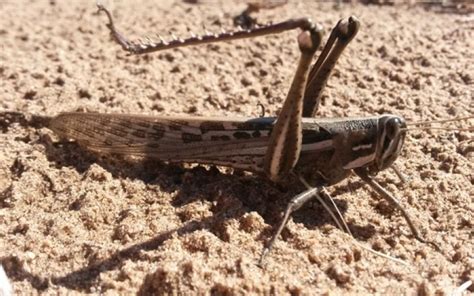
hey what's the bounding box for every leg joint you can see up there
[334,16,360,43]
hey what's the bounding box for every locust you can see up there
[49,3,472,264]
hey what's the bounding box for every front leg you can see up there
[263,27,322,182]
[355,168,441,251]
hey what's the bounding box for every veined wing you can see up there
[50,112,275,172]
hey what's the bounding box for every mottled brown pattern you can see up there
[150,123,166,140]
[135,121,151,129]
[200,121,226,133]
[233,121,269,130]
[105,127,129,138]
[116,120,133,130]
[251,130,261,138]
[233,131,252,139]
[145,142,160,148]
[182,132,203,143]
[131,129,147,138]
[210,135,231,141]
[167,121,184,131]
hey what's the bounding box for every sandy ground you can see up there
[0,0,473,294]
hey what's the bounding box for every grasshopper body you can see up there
[50,4,445,263]
[51,113,405,188]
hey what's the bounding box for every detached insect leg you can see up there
[303,17,360,117]
[355,168,441,251]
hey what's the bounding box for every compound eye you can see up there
[382,118,401,152]
[386,118,401,140]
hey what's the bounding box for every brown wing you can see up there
[50,112,274,172]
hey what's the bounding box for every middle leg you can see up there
[355,167,441,251]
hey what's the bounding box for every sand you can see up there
[0,0,473,294]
